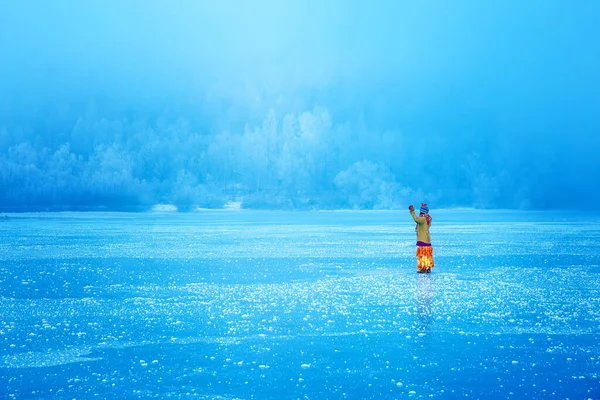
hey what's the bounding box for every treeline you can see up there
[0,105,586,211]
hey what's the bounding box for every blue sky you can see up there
[1,1,599,210]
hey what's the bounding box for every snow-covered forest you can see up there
[1,2,598,211]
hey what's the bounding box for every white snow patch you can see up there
[151,204,178,212]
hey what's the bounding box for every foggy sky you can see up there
[1,1,599,211]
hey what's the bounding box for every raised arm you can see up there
[409,205,426,224]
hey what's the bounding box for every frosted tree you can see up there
[334,160,409,209]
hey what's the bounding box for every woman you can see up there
[409,203,434,273]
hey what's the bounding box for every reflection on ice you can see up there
[416,275,434,334]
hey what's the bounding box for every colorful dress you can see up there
[416,241,434,273]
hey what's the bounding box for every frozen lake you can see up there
[1,210,599,399]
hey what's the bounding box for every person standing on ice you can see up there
[409,203,434,273]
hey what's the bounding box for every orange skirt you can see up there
[416,246,434,272]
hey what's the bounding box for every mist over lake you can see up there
[1,1,599,211]
[1,2,599,399]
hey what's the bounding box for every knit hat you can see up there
[420,203,429,214]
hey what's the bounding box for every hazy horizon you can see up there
[1,1,599,211]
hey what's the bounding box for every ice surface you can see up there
[0,210,599,399]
